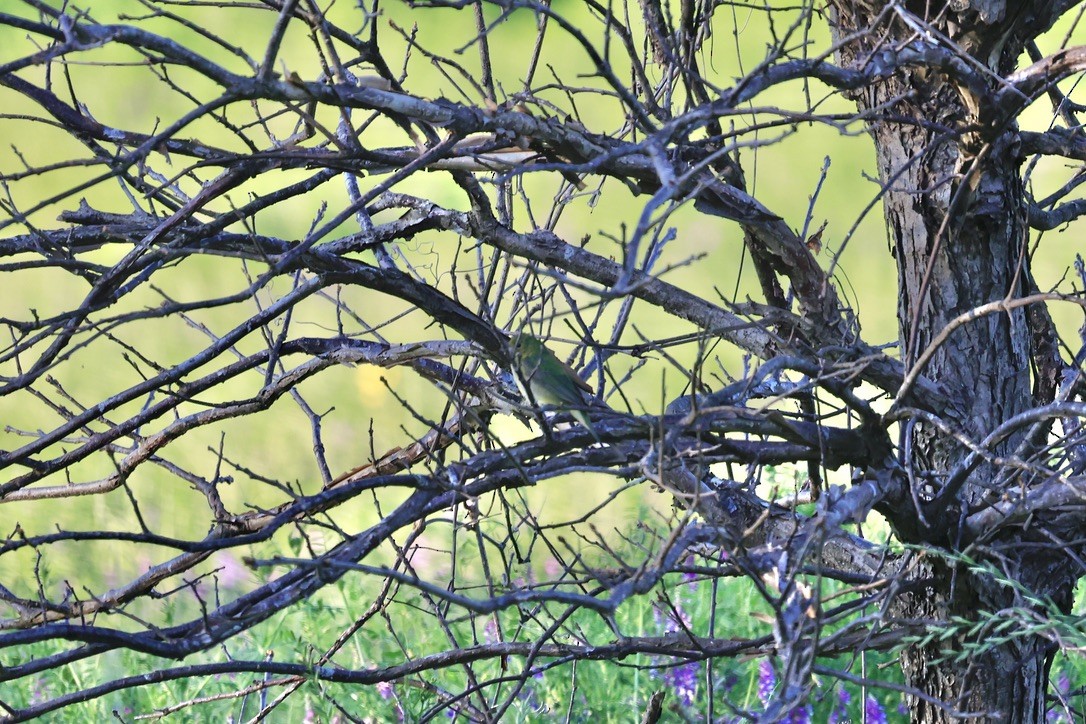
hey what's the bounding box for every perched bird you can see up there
[510,332,598,439]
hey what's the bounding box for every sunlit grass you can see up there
[7,546,919,722]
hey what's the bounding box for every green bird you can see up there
[510,332,599,439]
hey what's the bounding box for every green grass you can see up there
[4,526,920,722]
[9,508,1086,721]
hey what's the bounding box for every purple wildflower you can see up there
[753,659,807,722]
[665,661,699,707]
[758,660,776,705]
[517,671,545,713]
[483,617,499,643]
[376,682,405,721]
[828,687,851,724]
[1047,671,1073,722]
[682,554,698,584]
[30,677,50,705]
[864,695,887,724]
[783,705,811,723]
[651,600,700,707]
[656,601,692,633]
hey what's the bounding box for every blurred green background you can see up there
[1,0,1085,650]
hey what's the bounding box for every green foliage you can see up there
[899,547,1086,665]
[4,515,918,721]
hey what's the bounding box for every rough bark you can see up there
[830,2,1076,720]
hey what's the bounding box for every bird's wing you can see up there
[562,358,594,395]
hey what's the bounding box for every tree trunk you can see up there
[897,556,1073,722]
[830,3,1074,720]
